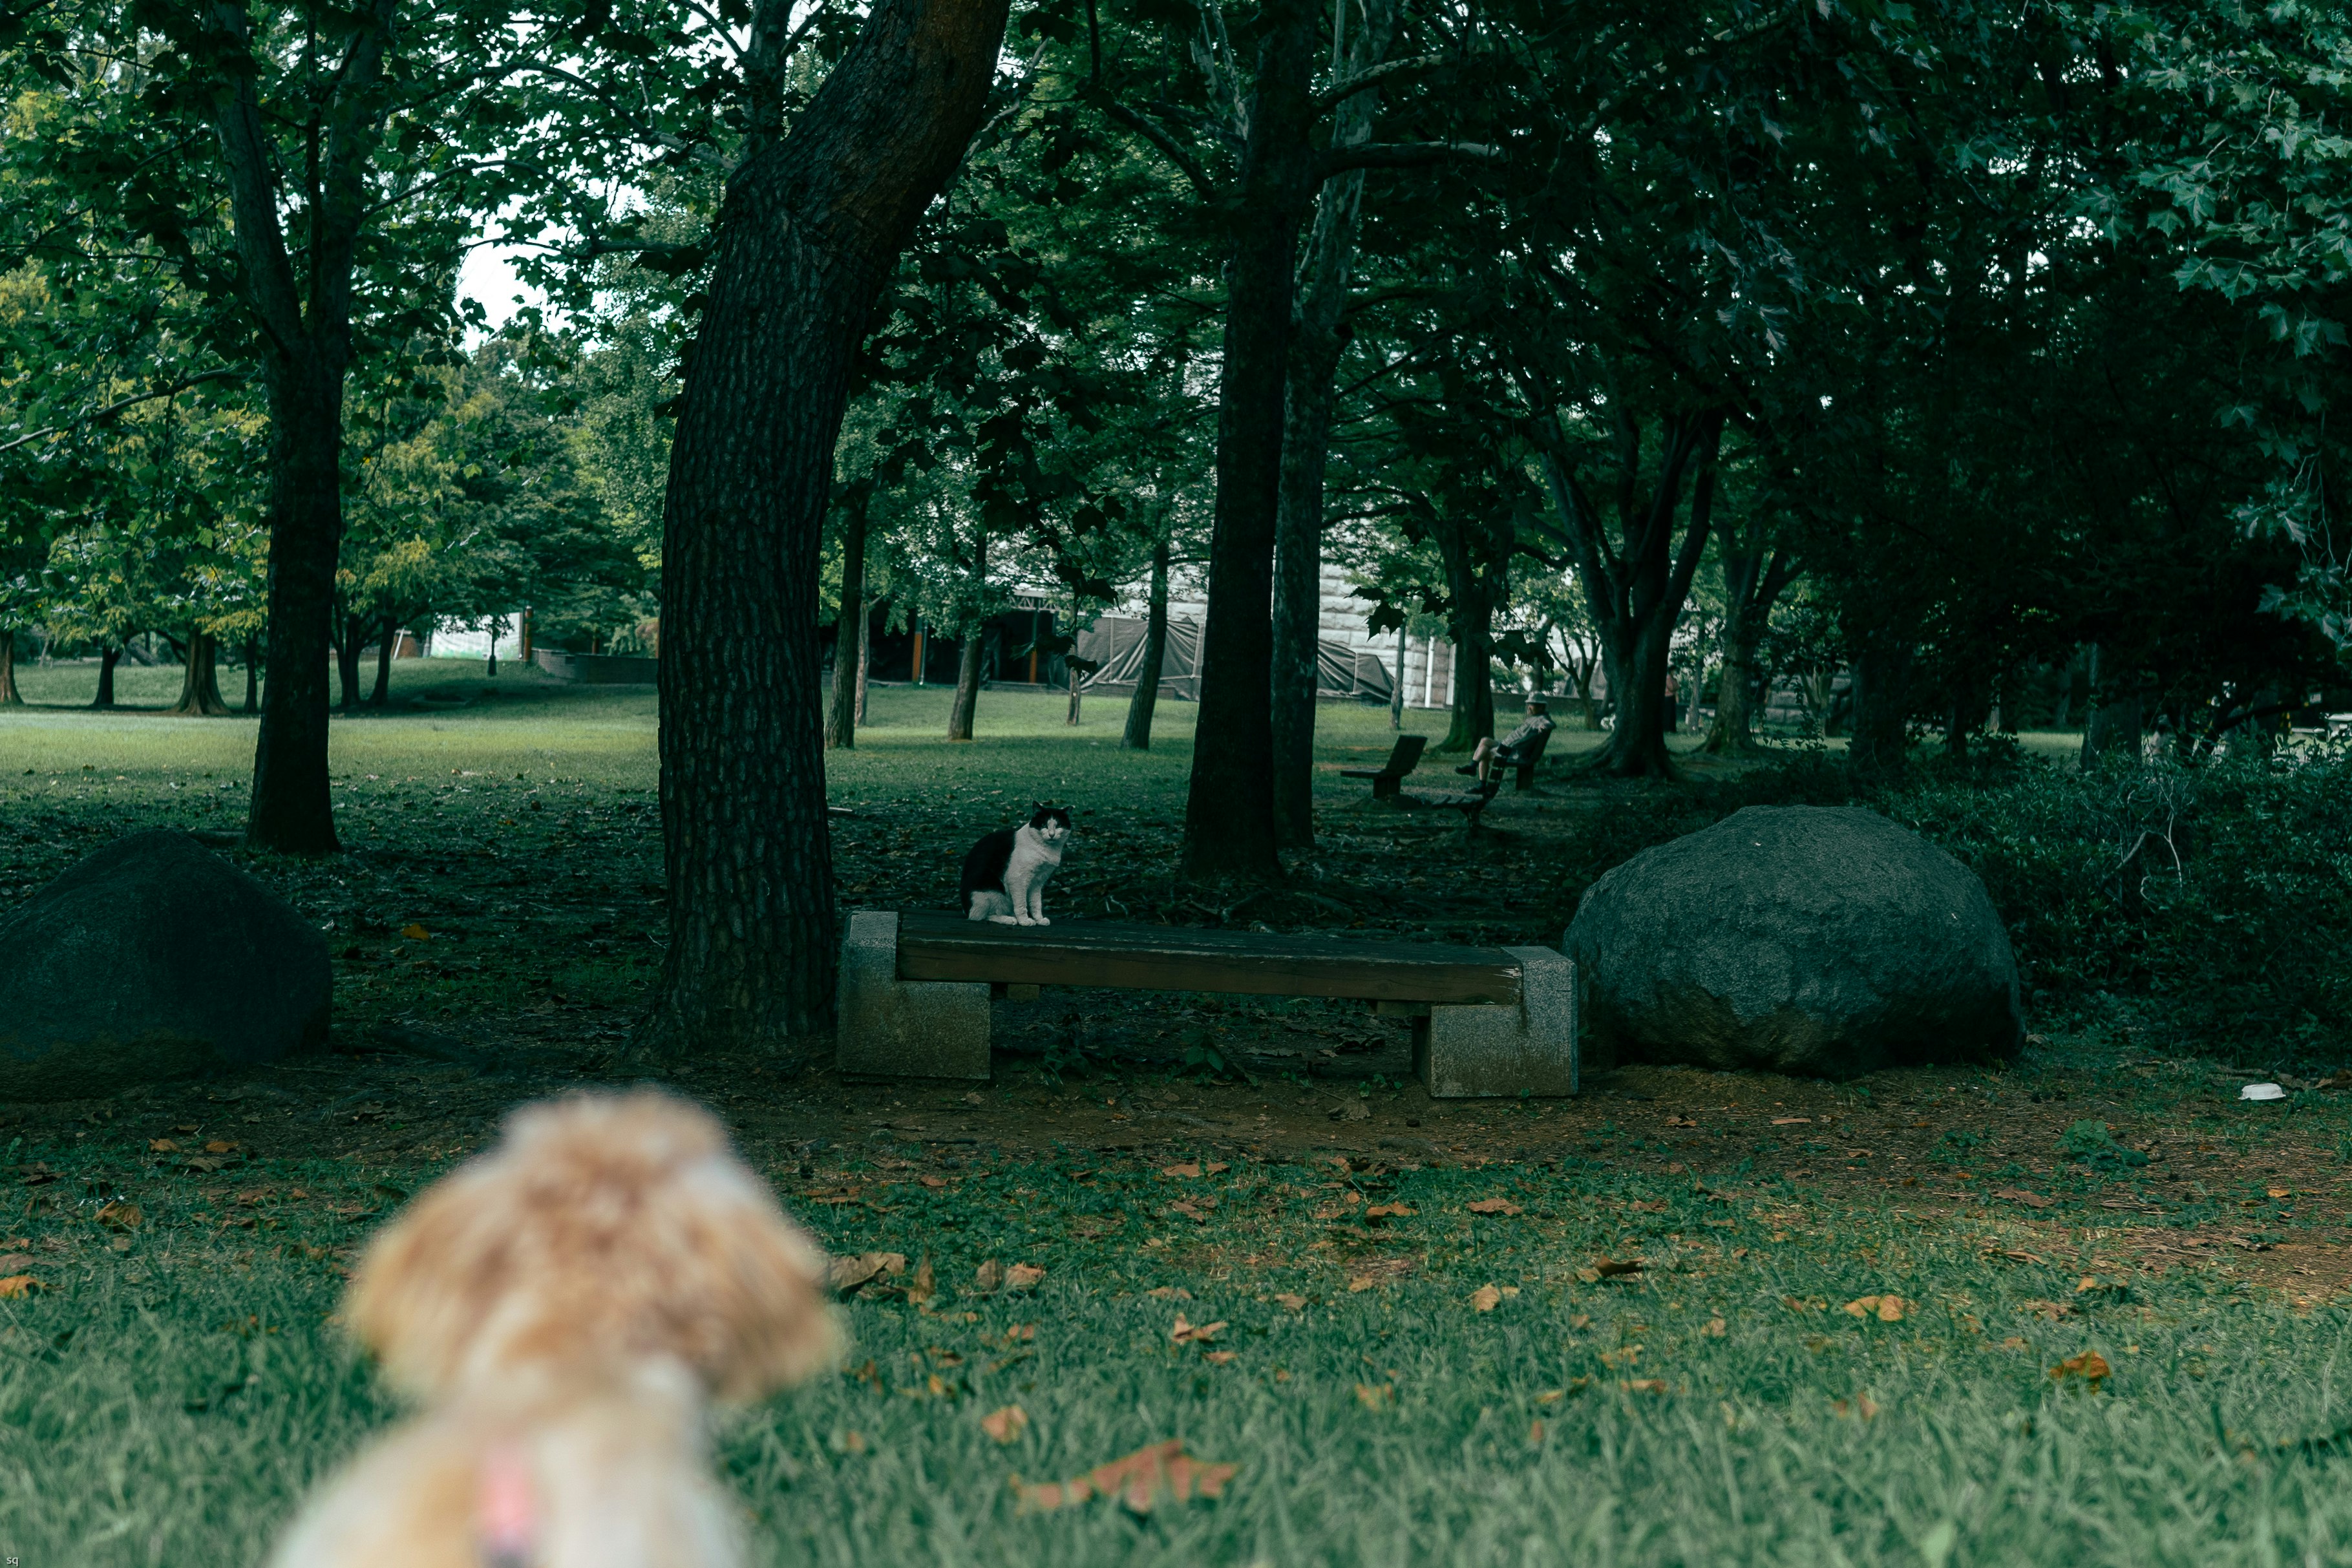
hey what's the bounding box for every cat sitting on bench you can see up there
[960,805,1072,926]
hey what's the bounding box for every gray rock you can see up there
[1563,805,2021,1078]
[0,830,330,1097]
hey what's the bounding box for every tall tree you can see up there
[641,0,1015,1055]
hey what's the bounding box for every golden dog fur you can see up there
[264,1089,840,1568]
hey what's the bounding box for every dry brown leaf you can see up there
[399,923,431,940]
[1666,1116,1698,1128]
[1170,1315,1226,1344]
[980,1405,1029,1445]
[1466,1198,1524,1216]
[1015,1439,1238,1514]
[148,1138,180,1153]
[1364,1203,1415,1222]
[1995,1188,2054,1209]
[1593,1258,1644,1279]
[1273,1293,1308,1311]
[906,1258,937,1306]
[0,1274,39,1298]
[1833,1394,1883,1419]
[1471,1284,1503,1313]
[95,1202,140,1231]
[1629,1200,1670,1214]
[974,1260,1005,1293]
[921,1175,949,1190]
[2050,1351,2112,1384]
[1354,1382,1392,1410]
[1843,1295,1909,1322]
[1203,1350,1236,1365]
[1161,1162,1202,1178]
[1346,1275,1378,1293]
[2267,1187,2291,1199]
[1535,1389,1566,1405]
[1529,1419,1547,1443]
[1702,1317,1728,1337]
[1205,1162,1231,1175]
[204,1140,238,1155]
[1005,1262,1046,1292]
[0,1255,32,1274]
[1770,1116,1810,1125]
[828,1252,907,1292]
[2021,1299,2072,1321]
[1621,1379,1668,1394]
[1147,1285,1192,1300]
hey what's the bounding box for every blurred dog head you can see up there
[346,1088,839,1405]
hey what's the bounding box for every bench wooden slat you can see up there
[896,911,1520,1004]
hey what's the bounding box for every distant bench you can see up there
[838,910,1577,1098]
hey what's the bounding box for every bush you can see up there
[1560,744,2352,1063]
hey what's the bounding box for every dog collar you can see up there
[477,1441,538,1568]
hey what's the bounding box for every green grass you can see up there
[2,1122,2349,1567]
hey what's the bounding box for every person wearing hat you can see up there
[1462,698,1556,783]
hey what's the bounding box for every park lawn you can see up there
[3,666,2346,1565]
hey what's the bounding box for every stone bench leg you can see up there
[1414,947,1578,1097]
[837,912,990,1080]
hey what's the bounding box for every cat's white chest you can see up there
[1007,825,1064,882]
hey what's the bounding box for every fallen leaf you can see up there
[2267,1187,2291,1199]
[1203,1350,1236,1365]
[1147,1286,1192,1300]
[1628,1200,1670,1214]
[1666,1116,1698,1128]
[1771,1116,1811,1125]
[149,1138,180,1153]
[1346,1275,1378,1293]
[1995,1188,2054,1209]
[1466,1198,1524,1216]
[906,1258,937,1306]
[1161,1163,1202,1178]
[0,1275,39,1298]
[1273,1293,1308,1311]
[1354,1382,1393,1410]
[1205,1162,1231,1175]
[1005,1263,1045,1292]
[1593,1257,1644,1279]
[1170,1315,1227,1344]
[1364,1203,1415,1222]
[95,1202,141,1231]
[974,1260,1005,1293]
[2021,1300,2073,1321]
[1529,1419,1547,1443]
[204,1140,238,1155]
[1843,1295,1909,1322]
[1621,1379,1668,1394]
[920,1175,948,1189]
[2050,1351,2112,1384]
[829,1252,907,1292]
[1833,1393,1882,1419]
[980,1405,1029,1445]
[1702,1316,1728,1337]
[1015,1440,1238,1514]
[399,924,431,940]
[1999,1335,2029,1350]
[0,1255,32,1273]
[1472,1284,1503,1313]
[1982,1247,2046,1265]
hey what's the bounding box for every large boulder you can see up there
[1564,805,2022,1078]
[0,830,330,1097]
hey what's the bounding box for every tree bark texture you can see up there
[0,633,19,706]
[213,0,400,856]
[1123,540,1170,750]
[171,631,233,716]
[1435,518,1499,754]
[947,525,987,741]
[644,0,1013,1055]
[1269,0,1395,850]
[369,617,398,706]
[334,621,364,712]
[1389,630,1404,730]
[1846,641,1914,776]
[1180,0,1320,881]
[854,600,873,726]
[1702,537,1794,756]
[242,637,259,714]
[826,495,868,749]
[1534,408,1724,778]
[92,646,120,708]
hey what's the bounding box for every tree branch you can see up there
[0,368,248,457]
[1311,51,1447,111]
[1098,97,1219,200]
[1319,139,1503,177]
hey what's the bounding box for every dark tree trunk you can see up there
[171,631,233,716]
[1534,407,1724,779]
[368,616,397,707]
[642,0,1013,1056]
[2081,643,2144,768]
[1066,662,1082,725]
[1269,0,1393,851]
[92,646,121,708]
[854,599,873,726]
[1123,542,1169,750]
[217,0,397,857]
[827,494,868,749]
[1180,0,1319,881]
[1434,518,1499,754]
[1847,641,1914,776]
[334,620,364,712]
[1703,542,1795,756]
[0,633,19,706]
[1388,630,1404,731]
[242,637,259,714]
[947,527,986,742]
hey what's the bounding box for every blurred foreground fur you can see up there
[265,1088,840,1568]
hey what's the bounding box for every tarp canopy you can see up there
[1077,616,1392,702]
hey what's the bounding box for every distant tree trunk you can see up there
[641,0,1013,1055]
[1066,661,1082,725]
[1704,543,1793,756]
[0,633,19,706]
[368,617,397,707]
[947,529,986,742]
[1847,641,1914,776]
[170,631,233,716]
[1434,517,1499,754]
[2081,643,2144,768]
[1123,542,1169,750]
[854,599,873,726]
[485,619,501,677]
[1181,0,1319,882]
[92,646,121,708]
[1684,661,1706,731]
[334,629,363,712]
[242,637,260,714]
[826,494,869,749]
[1270,0,1393,851]
[1388,630,1405,731]
[1534,407,1724,779]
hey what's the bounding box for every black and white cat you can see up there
[960,805,1072,926]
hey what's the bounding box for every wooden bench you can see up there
[1454,723,1554,791]
[838,910,1576,1097]
[1407,774,1502,828]
[1339,734,1427,800]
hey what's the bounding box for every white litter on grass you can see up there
[2240,1083,2287,1102]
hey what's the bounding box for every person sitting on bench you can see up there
[1459,700,1556,781]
